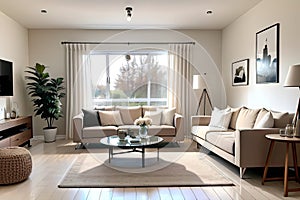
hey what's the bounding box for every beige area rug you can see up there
[58,151,234,188]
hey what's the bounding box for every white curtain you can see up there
[65,44,93,139]
[168,44,193,137]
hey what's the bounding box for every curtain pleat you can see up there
[168,44,193,137]
[65,44,92,139]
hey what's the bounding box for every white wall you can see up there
[222,0,300,113]
[29,29,223,136]
[0,12,29,119]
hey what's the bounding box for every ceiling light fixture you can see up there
[125,7,133,22]
[41,9,48,14]
[206,10,213,15]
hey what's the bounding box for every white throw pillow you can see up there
[254,112,274,128]
[160,107,176,125]
[98,110,123,126]
[208,107,232,130]
[144,111,162,125]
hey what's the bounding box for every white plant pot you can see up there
[43,127,57,143]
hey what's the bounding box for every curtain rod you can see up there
[61,41,195,45]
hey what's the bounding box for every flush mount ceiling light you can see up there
[206,10,213,15]
[125,7,133,22]
[40,9,48,14]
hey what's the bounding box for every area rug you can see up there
[58,151,234,188]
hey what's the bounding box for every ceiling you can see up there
[0,0,262,30]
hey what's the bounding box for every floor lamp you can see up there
[284,64,300,137]
[193,75,213,115]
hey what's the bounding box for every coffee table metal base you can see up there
[108,146,160,168]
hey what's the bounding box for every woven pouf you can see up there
[0,147,32,185]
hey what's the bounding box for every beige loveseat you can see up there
[73,106,184,145]
[191,106,298,178]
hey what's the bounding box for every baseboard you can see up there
[33,135,66,140]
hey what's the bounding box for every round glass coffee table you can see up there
[100,135,164,167]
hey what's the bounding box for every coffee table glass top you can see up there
[100,135,163,147]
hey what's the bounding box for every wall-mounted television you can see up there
[0,59,13,96]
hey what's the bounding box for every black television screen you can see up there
[0,59,13,96]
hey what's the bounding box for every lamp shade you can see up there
[284,64,300,87]
[193,75,206,89]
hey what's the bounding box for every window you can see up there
[90,50,168,106]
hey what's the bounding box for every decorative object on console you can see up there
[125,6,133,22]
[25,63,65,143]
[232,59,249,86]
[0,107,4,120]
[284,64,300,137]
[256,23,280,84]
[193,75,212,115]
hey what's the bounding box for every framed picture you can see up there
[232,59,249,86]
[256,23,280,83]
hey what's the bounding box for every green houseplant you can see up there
[25,63,65,142]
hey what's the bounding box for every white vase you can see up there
[139,126,148,139]
[43,127,57,143]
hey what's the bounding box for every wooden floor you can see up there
[0,139,300,200]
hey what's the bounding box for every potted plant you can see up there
[25,63,65,142]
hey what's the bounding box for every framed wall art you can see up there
[256,23,280,83]
[232,59,249,86]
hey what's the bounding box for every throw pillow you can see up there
[115,106,142,125]
[254,111,274,128]
[227,106,242,130]
[235,107,260,129]
[81,109,101,127]
[160,107,176,125]
[208,107,232,130]
[271,111,293,128]
[144,111,162,125]
[98,110,124,126]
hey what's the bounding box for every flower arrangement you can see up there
[134,117,152,127]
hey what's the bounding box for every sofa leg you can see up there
[240,168,246,178]
[75,143,85,150]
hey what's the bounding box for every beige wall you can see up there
[222,0,300,113]
[0,12,29,120]
[28,29,223,136]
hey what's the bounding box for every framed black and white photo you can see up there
[232,59,249,86]
[256,23,280,84]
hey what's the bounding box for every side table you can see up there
[262,134,300,197]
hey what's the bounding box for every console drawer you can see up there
[0,137,10,147]
[10,130,32,146]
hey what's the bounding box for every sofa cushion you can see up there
[119,125,175,137]
[191,126,211,140]
[271,111,293,128]
[142,106,158,116]
[254,109,274,128]
[208,107,232,130]
[82,126,118,138]
[81,109,101,128]
[116,106,142,125]
[235,107,260,129]
[98,110,124,126]
[205,131,235,155]
[144,110,162,125]
[160,107,176,125]
[148,125,176,136]
[228,106,242,130]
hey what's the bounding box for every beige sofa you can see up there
[73,106,184,145]
[191,106,298,178]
